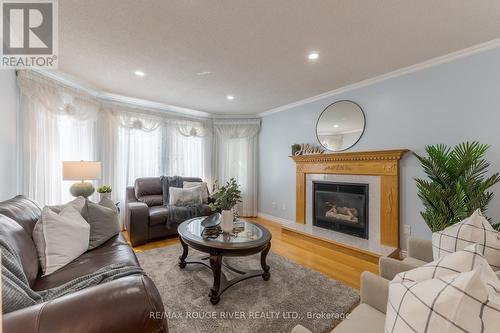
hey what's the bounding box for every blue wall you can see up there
[258,47,500,249]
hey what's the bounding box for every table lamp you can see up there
[63,161,101,198]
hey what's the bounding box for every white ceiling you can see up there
[57,0,500,115]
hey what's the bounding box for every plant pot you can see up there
[99,192,111,201]
[221,210,234,233]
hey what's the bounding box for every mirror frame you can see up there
[315,100,366,152]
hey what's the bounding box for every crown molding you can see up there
[32,37,500,119]
[33,69,263,120]
[259,38,500,117]
[211,113,260,119]
[98,92,212,118]
[33,69,214,119]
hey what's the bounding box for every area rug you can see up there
[136,245,359,333]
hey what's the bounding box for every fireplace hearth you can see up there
[313,181,369,239]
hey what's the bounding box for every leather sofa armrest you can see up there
[125,186,138,232]
[360,271,389,314]
[126,186,139,203]
[407,237,433,263]
[3,275,167,333]
[127,202,150,247]
[379,257,420,280]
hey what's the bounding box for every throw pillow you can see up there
[183,181,210,203]
[98,196,119,214]
[385,244,500,333]
[33,206,90,275]
[432,209,500,270]
[169,186,203,206]
[48,196,87,218]
[85,201,120,249]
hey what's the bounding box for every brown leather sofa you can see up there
[126,177,211,247]
[0,195,168,333]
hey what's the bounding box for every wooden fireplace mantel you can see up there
[291,149,408,247]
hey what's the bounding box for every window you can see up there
[59,115,96,203]
[165,128,208,180]
[117,127,163,185]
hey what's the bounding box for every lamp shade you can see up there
[63,161,101,181]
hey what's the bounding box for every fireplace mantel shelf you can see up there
[289,149,409,251]
[290,149,408,163]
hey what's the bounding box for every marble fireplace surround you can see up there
[287,149,408,256]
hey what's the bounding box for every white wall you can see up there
[258,46,500,249]
[0,70,19,200]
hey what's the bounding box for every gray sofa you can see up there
[125,177,212,246]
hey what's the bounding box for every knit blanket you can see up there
[161,175,184,205]
[1,237,144,314]
[160,176,211,228]
[163,204,212,228]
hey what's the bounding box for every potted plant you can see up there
[291,144,301,156]
[209,178,242,232]
[414,141,500,232]
[97,185,112,200]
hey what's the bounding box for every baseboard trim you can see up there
[257,212,295,225]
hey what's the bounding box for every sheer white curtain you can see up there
[214,120,260,217]
[165,121,212,185]
[17,70,258,220]
[18,72,99,206]
[58,116,96,203]
[113,126,161,210]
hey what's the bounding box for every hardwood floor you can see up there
[123,217,378,289]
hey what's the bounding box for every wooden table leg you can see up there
[261,242,271,281]
[209,253,223,304]
[178,237,188,269]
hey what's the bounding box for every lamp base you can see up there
[70,182,95,198]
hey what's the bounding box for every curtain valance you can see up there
[214,119,261,139]
[17,70,213,137]
[18,71,100,121]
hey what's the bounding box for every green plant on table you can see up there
[97,185,112,193]
[209,178,242,212]
[414,141,500,232]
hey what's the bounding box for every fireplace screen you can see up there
[313,181,369,239]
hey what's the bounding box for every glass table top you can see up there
[184,217,264,244]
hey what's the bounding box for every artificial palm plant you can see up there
[414,141,500,232]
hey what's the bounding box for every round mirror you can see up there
[316,100,365,152]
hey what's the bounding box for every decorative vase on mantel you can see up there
[221,210,234,233]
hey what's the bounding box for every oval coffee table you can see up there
[177,217,272,305]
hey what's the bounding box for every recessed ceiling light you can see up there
[196,71,212,76]
[308,52,319,61]
[226,95,235,100]
[333,124,340,128]
[135,70,145,77]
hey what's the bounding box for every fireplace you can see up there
[313,181,369,239]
